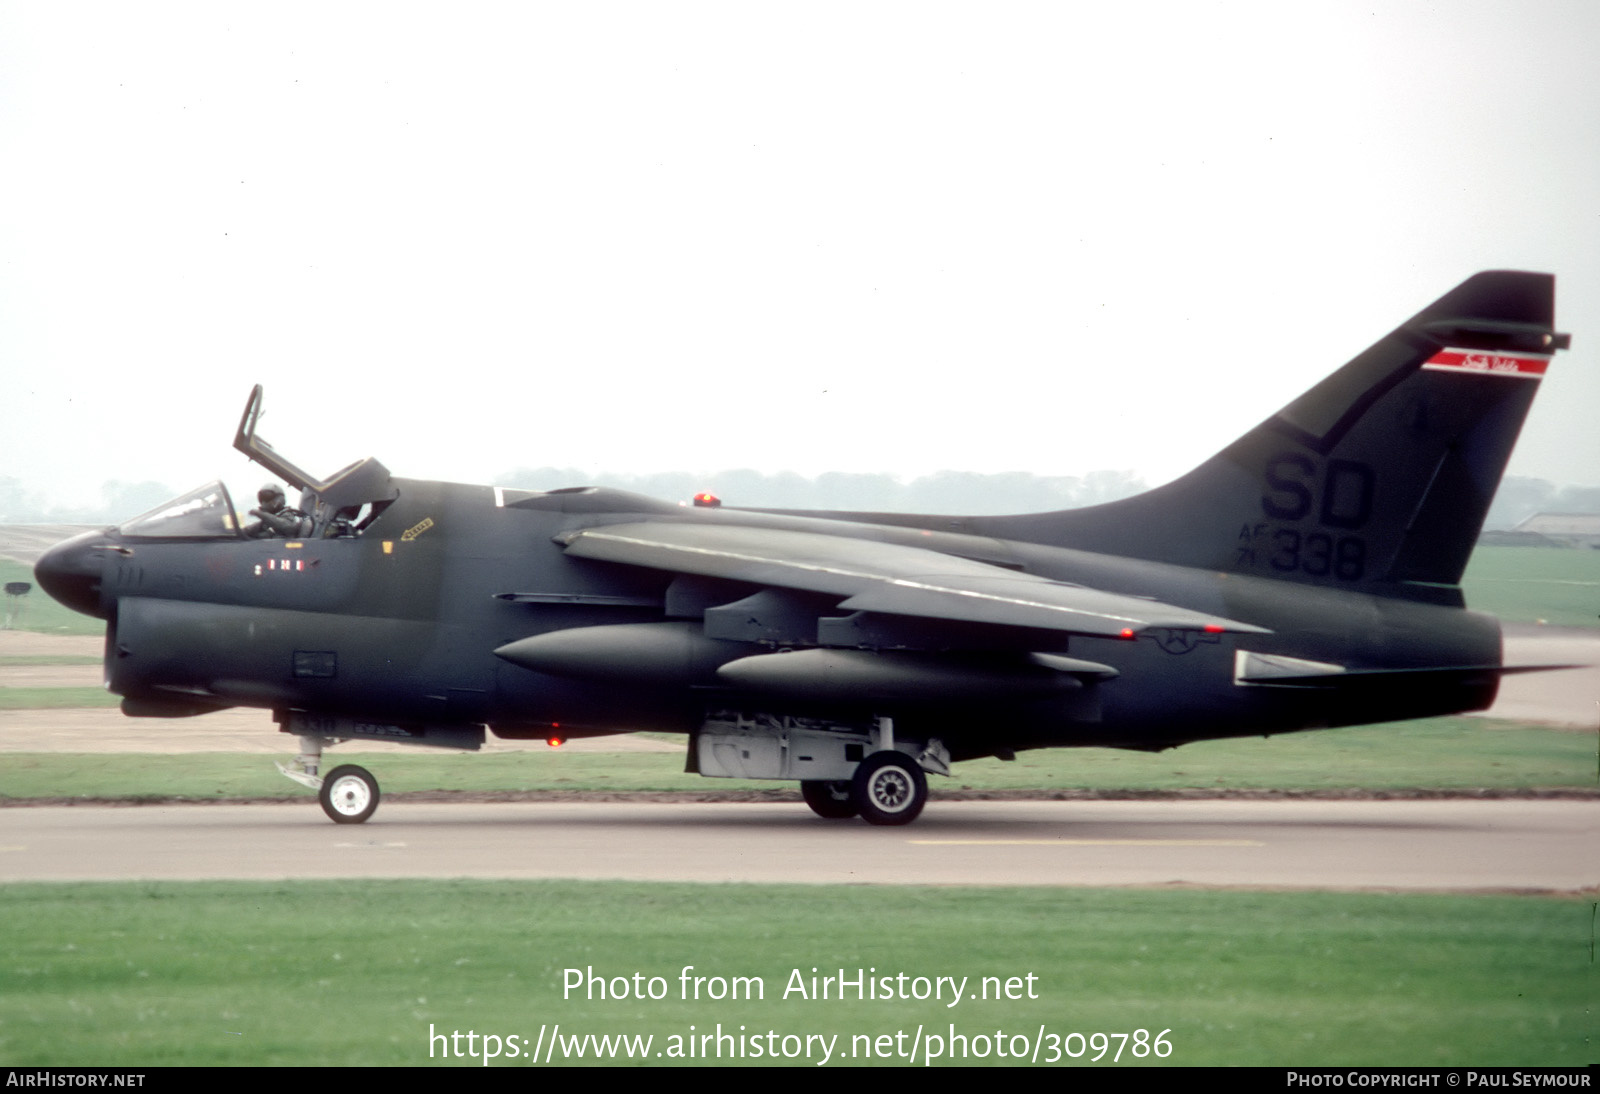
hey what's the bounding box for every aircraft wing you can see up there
[556,522,1269,639]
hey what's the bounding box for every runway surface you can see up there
[2,799,1594,892]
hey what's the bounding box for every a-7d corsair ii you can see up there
[35,272,1570,825]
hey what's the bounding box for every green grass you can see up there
[1,718,1592,802]
[0,881,1590,1066]
[1463,546,1600,628]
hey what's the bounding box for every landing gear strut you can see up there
[275,733,382,824]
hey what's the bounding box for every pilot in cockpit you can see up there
[244,483,310,539]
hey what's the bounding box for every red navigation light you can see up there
[1203,624,1225,634]
[692,492,722,508]
[1119,628,1136,640]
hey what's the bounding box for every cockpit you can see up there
[116,473,397,542]
[230,385,399,539]
[118,482,241,539]
[115,386,401,542]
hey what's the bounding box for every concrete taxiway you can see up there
[1,799,1593,892]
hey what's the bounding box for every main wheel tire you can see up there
[319,764,379,824]
[801,779,858,819]
[851,751,927,826]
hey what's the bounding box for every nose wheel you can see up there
[277,734,383,824]
[319,764,380,824]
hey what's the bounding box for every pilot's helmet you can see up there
[258,483,286,510]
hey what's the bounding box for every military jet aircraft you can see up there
[35,271,1570,825]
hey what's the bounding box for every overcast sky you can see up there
[3,1,1596,514]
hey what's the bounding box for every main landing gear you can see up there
[798,718,933,826]
[802,751,929,826]
[851,750,928,826]
[800,780,857,819]
[276,734,382,824]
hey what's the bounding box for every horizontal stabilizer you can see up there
[1236,648,1581,688]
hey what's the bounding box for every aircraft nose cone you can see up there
[34,530,113,619]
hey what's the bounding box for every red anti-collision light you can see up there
[692,492,721,508]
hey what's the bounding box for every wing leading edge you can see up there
[556,522,1269,640]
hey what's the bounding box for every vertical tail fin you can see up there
[997,272,1570,603]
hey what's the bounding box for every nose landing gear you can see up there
[318,764,380,824]
[275,733,381,824]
